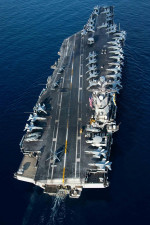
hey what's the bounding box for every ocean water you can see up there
[0,0,150,224]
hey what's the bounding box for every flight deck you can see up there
[15,6,126,198]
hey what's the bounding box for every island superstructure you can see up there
[15,6,126,198]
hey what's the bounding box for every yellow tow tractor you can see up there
[80,128,83,134]
[113,93,116,106]
[90,118,95,125]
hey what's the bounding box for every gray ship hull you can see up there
[15,6,126,198]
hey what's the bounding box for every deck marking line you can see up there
[62,120,69,185]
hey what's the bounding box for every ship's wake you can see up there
[22,187,67,225]
[47,194,66,225]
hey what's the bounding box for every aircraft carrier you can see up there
[15,6,126,198]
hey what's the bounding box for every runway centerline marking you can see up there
[62,34,76,185]
[75,36,84,178]
[62,120,69,185]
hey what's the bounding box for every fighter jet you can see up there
[107,28,117,34]
[107,40,120,45]
[113,34,125,40]
[87,26,95,32]
[109,54,124,61]
[113,31,126,39]
[24,137,40,142]
[90,51,97,56]
[89,159,112,171]
[101,8,110,14]
[94,5,99,11]
[45,149,63,163]
[108,24,117,30]
[108,45,122,49]
[50,152,61,163]
[86,127,100,133]
[112,80,122,89]
[98,23,108,29]
[33,103,47,114]
[106,24,117,33]
[86,136,105,147]
[88,64,97,69]
[88,22,95,27]
[93,11,98,16]
[113,31,126,36]
[87,23,95,28]
[86,58,97,66]
[106,12,113,17]
[87,71,99,81]
[24,122,43,132]
[111,86,120,94]
[108,41,121,48]
[28,113,46,122]
[106,17,113,22]
[108,40,121,45]
[87,80,100,90]
[103,6,108,9]
[107,78,119,84]
[108,79,117,84]
[109,64,122,69]
[89,79,99,85]
[81,29,87,36]
[109,49,124,55]
[112,36,125,41]
[106,73,122,79]
[86,51,97,59]
[93,6,99,16]
[86,64,97,73]
[106,66,122,73]
[108,62,122,66]
[112,52,124,59]
[26,132,41,138]
[88,17,95,25]
[86,56,96,61]
[85,148,108,158]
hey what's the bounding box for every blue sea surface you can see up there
[0,0,150,224]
